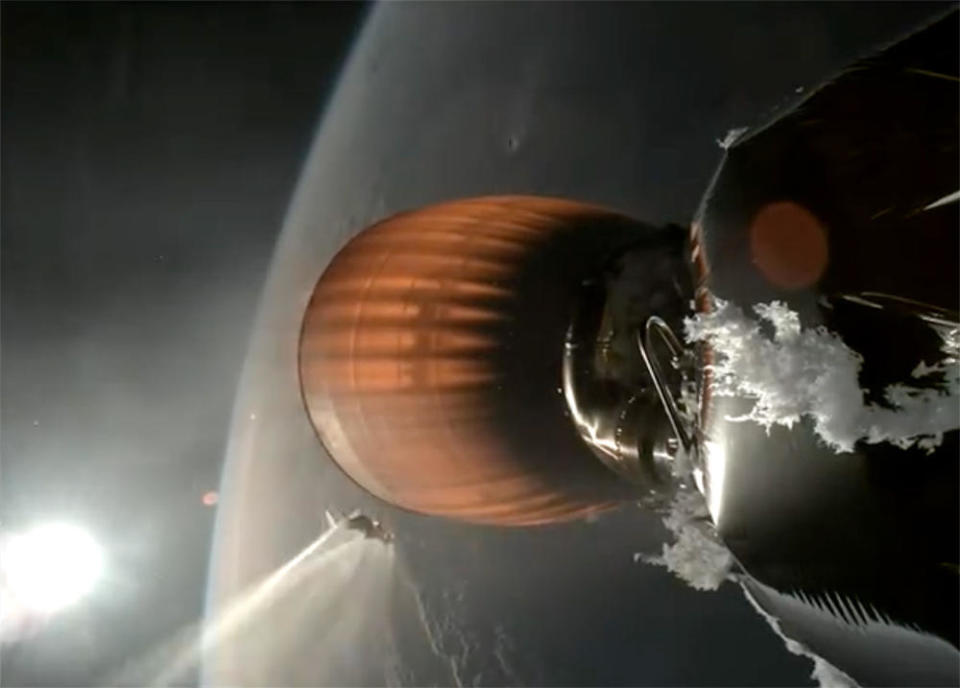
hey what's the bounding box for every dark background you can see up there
[2,3,367,684]
[1,2,950,686]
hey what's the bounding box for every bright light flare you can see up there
[3,523,103,614]
[704,440,728,525]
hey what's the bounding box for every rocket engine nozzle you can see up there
[298,196,693,525]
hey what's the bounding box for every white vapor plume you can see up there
[684,296,959,453]
[923,189,960,211]
[151,525,360,685]
[638,490,734,591]
[111,520,400,687]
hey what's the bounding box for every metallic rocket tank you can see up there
[688,12,959,684]
[298,10,958,686]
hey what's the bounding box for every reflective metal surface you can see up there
[561,232,691,495]
[692,11,959,685]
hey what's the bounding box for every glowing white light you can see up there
[703,440,728,525]
[923,189,960,211]
[4,523,103,614]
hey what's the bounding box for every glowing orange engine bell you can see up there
[298,196,686,525]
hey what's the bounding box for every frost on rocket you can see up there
[684,296,960,454]
[639,490,733,592]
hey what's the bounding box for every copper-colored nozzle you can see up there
[299,196,654,525]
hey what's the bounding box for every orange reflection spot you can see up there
[749,201,829,289]
[202,491,219,506]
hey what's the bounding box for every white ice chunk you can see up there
[639,491,733,591]
[684,296,959,453]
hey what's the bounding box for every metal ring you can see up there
[637,316,692,452]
